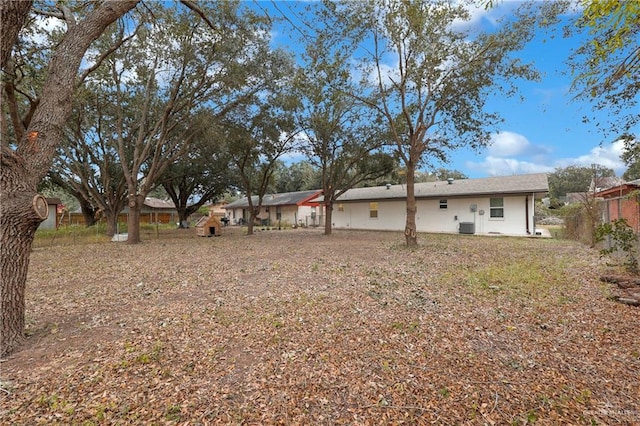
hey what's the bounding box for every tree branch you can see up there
[180,0,218,32]
[77,22,140,86]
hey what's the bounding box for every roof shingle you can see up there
[332,173,549,202]
[224,190,322,209]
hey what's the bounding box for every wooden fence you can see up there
[58,212,177,227]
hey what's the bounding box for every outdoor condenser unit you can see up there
[459,222,475,234]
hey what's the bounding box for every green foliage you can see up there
[558,198,601,246]
[595,218,639,274]
[291,18,396,233]
[406,168,469,184]
[622,159,640,181]
[617,134,640,182]
[548,165,614,199]
[570,1,640,134]
[273,161,322,193]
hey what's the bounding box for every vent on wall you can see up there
[459,222,475,234]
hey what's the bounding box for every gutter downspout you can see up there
[525,195,530,235]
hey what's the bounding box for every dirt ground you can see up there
[1,227,639,424]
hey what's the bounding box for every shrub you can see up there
[560,201,601,246]
[595,218,639,274]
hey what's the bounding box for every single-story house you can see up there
[224,190,324,227]
[324,173,549,236]
[38,198,62,230]
[121,197,178,224]
[595,179,640,233]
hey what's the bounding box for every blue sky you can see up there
[255,1,638,179]
[459,3,632,179]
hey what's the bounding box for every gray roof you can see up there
[144,197,176,209]
[225,189,322,209]
[332,173,549,202]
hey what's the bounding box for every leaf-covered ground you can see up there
[1,228,639,424]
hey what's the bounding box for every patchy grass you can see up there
[33,223,182,247]
[2,228,639,424]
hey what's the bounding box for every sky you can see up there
[254,1,638,179]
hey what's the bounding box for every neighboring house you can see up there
[224,190,324,227]
[590,176,624,193]
[59,197,179,226]
[122,197,178,224]
[595,179,640,233]
[325,173,549,236]
[38,198,62,230]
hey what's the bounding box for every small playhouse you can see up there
[195,215,223,237]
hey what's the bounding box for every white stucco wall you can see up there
[332,195,537,236]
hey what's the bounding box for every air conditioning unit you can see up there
[459,222,475,234]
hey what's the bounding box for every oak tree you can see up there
[570,1,640,134]
[294,27,395,235]
[334,0,541,245]
[159,123,233,228]
[225,87,301,235]
[1,0,140,356]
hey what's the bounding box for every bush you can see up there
[559,202,600,246]
[595,218,639,274]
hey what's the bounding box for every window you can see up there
[439,199,447,209]
[276,206,281,220]
[338,204,344,212]
[490,197,504,218]
[369,202,378,218]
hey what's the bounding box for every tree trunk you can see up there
[246,208,256,235]
[79,198,97,227]
[0,1,33,70]
[404,162,418,246]
[324,201,333,235]
[1,0,144,357]
[177,207,190,228]
[246,204,258,236]
[1,148,49,356]
[126,195,143,244]
[105,211,118,237]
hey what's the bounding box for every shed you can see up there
[38,198,62,230]
[195,215,222,237]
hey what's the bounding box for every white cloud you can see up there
[451,2,493,31]
[465,132,627,177]
[489,131,532,156]
[555,139,626,172]
[451,0,520,32]
[466,156,554,177]
[32,16,66,44]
